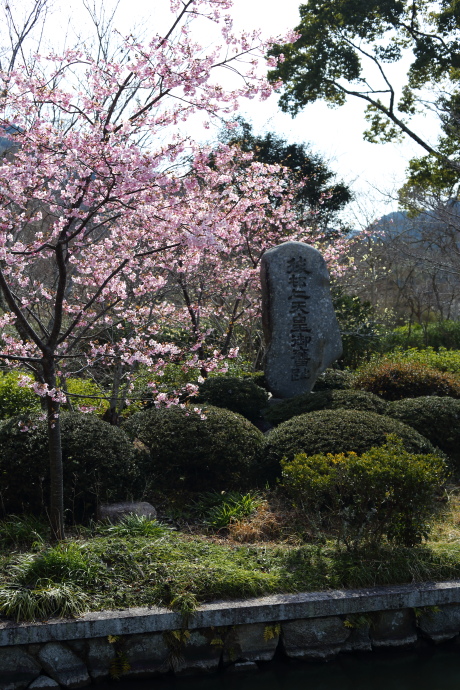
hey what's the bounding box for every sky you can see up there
[38,0,443,227]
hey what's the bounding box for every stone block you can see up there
[340,625,372,653]
[86,637,116,681]
[122,632,170,678]
[0,647,41,690]
[37,643,90,688]
[98,502,156,523]
[371,609,417,648]
[223,623,279,664]
[227,661,259,673]
[261,241,342,398]
[172,630,222,676]
[28,676,60,689]
[417,604,460,643]
[281,616,350,660]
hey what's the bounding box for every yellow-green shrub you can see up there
[281,436,446,547]
[64,378,109,415]
[353,360,460,400]
[0,372,40,419]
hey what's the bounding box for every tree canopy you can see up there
[268,0,460,172]
[219,117,352,230]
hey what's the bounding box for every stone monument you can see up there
[261,241,342,398]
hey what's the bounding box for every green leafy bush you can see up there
[372,347,460,376]
[281,436,447,547]
[0,412,139,521]
[263,409,438,482]
[312,369,355,391]
[122,405,264,495]
[196,376,269,421]
[0,372,40,419]
[203,491,264,530]
[382,321,460,351]
[99,515,173,539]
[353,360,460,400]
[64,378,109,415]
[387,397,460,467]
[264,389,388,426]
[332,288,382,368]
[10,543,99,588]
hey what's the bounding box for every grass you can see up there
[1,495,460,621]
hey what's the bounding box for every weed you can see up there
[99,515,173,539]
[205,492,264,530]
[0,583,88,621]
[263,623,281,641]
[9,543,101,588]
[0,515,47,549]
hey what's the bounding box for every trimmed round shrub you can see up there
[0,372,40,419]
[312,368,355,391]
[353,361,460,400]
[264,389,388,426]
[0,412,138,521]
[281,436,447,547]
[122,404,264,494]
[196,376,269,421]
[386,396,460,467]
[263,409,439,482]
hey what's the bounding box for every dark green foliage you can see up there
[263,409,438,482]
[353,360,460,400]
[219,117,351,230]
[0,372,40,419]
[0,412,138,521]
[122,405,264,495]
[387,396,460,467]
[196,376,269,421]
[264,389,388,426]
[281,436,447,547]
[332,287,382,368]
[0,515,48,548]
[312,368,355,391]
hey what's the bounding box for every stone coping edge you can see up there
[1,580,460,647]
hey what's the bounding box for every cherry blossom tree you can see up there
[0,0,351,539]
[0,0,307,539]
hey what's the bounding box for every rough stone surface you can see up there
[340,625,372,653]
[227,661,259,673]
[86,637,116,681]
[98,501,157,523]
[123,632,170,678]
[371,609,417,648]
[28,676,60,689]
[173,630,222,676]
[37,643,90,688]
[417,604,460,642]
[223,623,279,664]
[261,241,342,398]
[0,647,41,690]
[281,616,350,660]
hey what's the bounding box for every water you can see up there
[98,646,460,690]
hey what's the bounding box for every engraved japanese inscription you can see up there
[261,241,342,398]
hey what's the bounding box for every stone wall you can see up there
[3,582,460,688]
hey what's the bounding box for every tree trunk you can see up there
[43,358,65,541]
